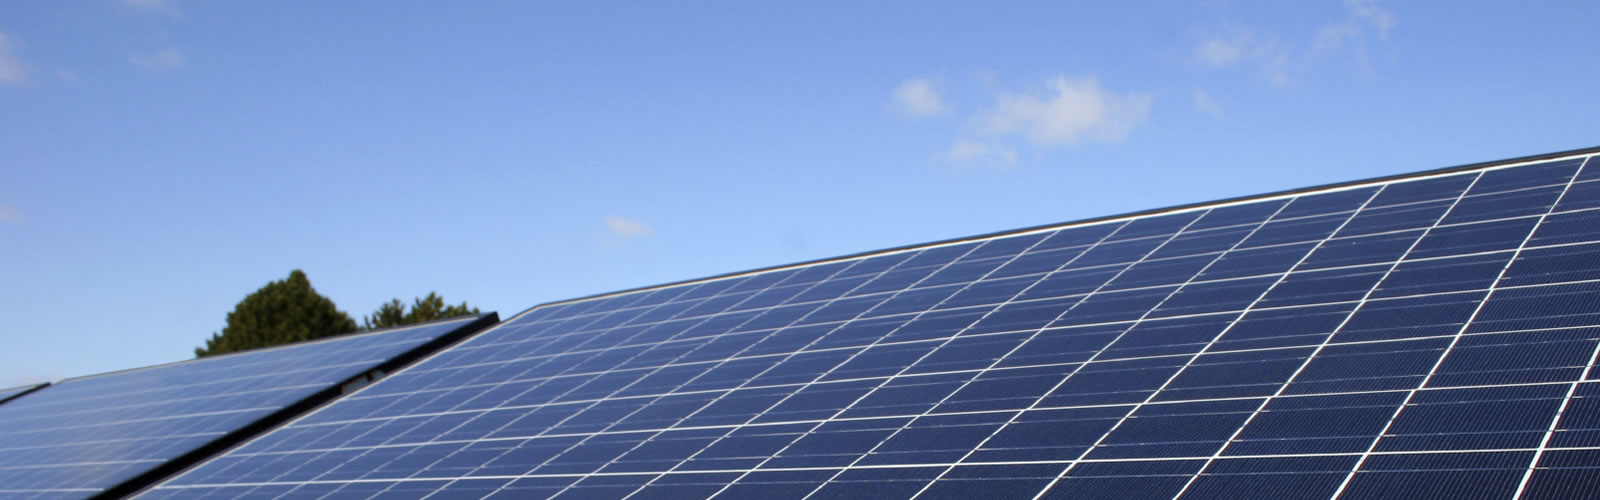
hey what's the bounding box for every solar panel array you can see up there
[0,315,492,500]
[32,149,1569,498]
[130,153,1600,499]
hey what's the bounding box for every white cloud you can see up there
[947,141,1018,168]
[981,76,1151,145]
[1347,0,1395,37]
[605,216,652,238]
[1194,38,1242,67]
[0,197,23,224]
[0,33,27,85]
[891,79,946,118]
[1316,0,1395,56]
[1199,1,1395,86]
[1193,89,1225,120]
[1192,31,1294,86]
[129,48,184,72]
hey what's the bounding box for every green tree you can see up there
[195,270,359,358]
[363,292,480,330]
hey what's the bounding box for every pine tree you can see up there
[363,292,480,330]
[195,270,358,357]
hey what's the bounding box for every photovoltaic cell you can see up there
[0,314,494,499]
[138,151,1600,499]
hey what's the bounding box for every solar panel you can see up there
[0,314,497,499]
[0,384,46,406]
[139,150,1600,499]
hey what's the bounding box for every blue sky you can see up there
[2,0,1598,385]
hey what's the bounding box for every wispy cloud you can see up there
[0,197,23,224]
[981,76,1151,146]
[1194,38,1242,67]
[1196,0,1395,86]
[0,33,27,85]
[1315,0,1395,57]
[890,79,946,118]
[1347,0,1395,38]
[1193,89,1225,120]
[604,216,652,238]
[893,75,1146,169]
[129,48,184,72]
[948,141,1018,169]
[1192,30,1294,87]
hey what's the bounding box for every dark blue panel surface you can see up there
[136,153,1597,500]
[1341,451,1532,499]
[1524,449,1600,499]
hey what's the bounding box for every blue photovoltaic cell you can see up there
[0,315,490,499]
[136,152,1600,499]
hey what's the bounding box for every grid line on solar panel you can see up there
[889,204,1337,496]
[118,371,1600,455]
[1332,156,1585,498]
[127,332,1600,465]
[681,197,1305,493]
[299,241,1600,414]
[412,212,1600,386]
[169,273,1600,457]
[134,229,1075,493]
[512,224,1126,496]
[903,197,1337,496]
[558,219,1130,498]
[473,230,1574,371]
[128,357,1600,487]
[480,244,1008,494]
[1017,184,1383,498]
[147,240,972,490]
[1164,169,1483,498]
[132,151,1600,499]
[400,261,1484,394]
[231,277,1600,439]
[1512,156,1597,498]
[131,445,1600,500]
[159,310,1536,474]
[141,442,1600,472]
[0,314,491,499]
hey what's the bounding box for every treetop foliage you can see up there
[195,271,480,358]
[194,270,358,358]
[363,292,481,330]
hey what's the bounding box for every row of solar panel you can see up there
[130,153,1599,499]
[1,151,1596,499]
[353,273,1595,407]
[158,390,1586,475]
[116,454,1593,500]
